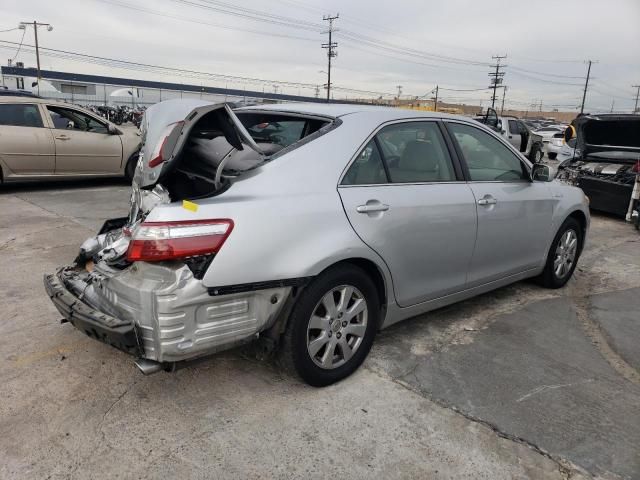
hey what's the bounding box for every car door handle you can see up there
[477,197,497,206]
[55,135,70,140]
[356,203,389,213]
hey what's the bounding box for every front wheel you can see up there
[279,264,380,387]
[537,217,582,288]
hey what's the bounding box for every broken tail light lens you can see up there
[127,219,234,262]
[148,121,184,168]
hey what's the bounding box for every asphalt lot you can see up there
[1,179,639,479]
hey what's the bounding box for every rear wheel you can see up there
[279,264,379,387]
[538,217,582,288]
[530,143,544,163]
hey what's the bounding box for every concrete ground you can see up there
[1,179,638,480]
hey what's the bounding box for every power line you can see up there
[508,70,583,86]
[10,27,26,62]
[168,0,323,32]
[93,0,318,43]
[509,65,585,80]
[0,40,400,98]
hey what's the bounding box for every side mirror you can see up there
[66,120,75,129]
[531,163,556,182]
[107,124,119,135]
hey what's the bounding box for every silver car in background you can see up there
[45,100,590,386]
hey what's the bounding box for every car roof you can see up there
[0,95,62,104]
[0,89,41,98]
[238,102,471,123]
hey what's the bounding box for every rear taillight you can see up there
[126,219,234,262]
[632,161,640,173]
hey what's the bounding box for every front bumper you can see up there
[44,269,140,355]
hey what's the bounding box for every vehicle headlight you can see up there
[583,193,590,205]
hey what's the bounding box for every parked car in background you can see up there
[534,125,566,160]
[45,101,589,386]
[557,113,640,217]
[474,108,545,162]
[0,96,141,183]
[0,87,41,98]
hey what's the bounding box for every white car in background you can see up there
[534,125,566,160]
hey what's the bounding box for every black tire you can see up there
[529,143,544,163]
[537,217,582,288]
[124,153,139,182]
[548,152,557,160]
[279,264,380,387]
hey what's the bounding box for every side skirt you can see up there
[382,267,542,328]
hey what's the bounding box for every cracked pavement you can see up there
[1,179,638,479]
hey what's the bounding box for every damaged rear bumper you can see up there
[44,262,292,365]
[44,269,140,355]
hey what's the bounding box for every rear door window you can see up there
[0,103,43,127]
[342,140,388,185]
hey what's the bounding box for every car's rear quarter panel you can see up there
[143,113,396,300]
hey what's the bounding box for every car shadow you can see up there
[0,177,130,194]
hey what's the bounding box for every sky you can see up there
[0,0,639,112]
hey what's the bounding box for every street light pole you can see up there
[19,21,53,95]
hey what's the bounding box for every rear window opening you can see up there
[161,109,331,201]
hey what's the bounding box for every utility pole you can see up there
[610,99,615,113]
[314,85,320,99]
[632,85,640,114]
[580,60,597,114]
[488,55,507,109]
[500,86,507,114]
[433,85,439,112]
[396,85,402,105]
[18,21,53,95]
[322,14,339,103]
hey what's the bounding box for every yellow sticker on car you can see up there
[182,200,199,212]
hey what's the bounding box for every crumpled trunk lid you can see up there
[135,99,263,189]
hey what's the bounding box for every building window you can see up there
[60,84,88,95]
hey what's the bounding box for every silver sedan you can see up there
[45,100,589,386]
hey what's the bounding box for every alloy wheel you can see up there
[306,285,368,369]
[553,229,578,279]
